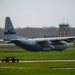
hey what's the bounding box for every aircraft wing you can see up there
[32,36,75,43]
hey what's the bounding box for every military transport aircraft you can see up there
[3,16,75,52]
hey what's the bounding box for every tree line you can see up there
[0,27,75,39]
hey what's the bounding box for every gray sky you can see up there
[0,0,75,28]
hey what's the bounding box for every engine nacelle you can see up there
[41,45,54,52]
[52,41,69,51]
[73,39,75,45]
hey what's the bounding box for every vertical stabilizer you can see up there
[4,16,25,41]
[4,16,16,35]
[4,17,18,41]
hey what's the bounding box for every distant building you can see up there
[59,24,70,37]
[0,25,75,39]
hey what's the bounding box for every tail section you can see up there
[4,16,25,41]
[4,17,16,35]
[4,17,18,41]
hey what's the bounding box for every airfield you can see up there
[0,42,75,75]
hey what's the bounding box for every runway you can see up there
[0,60,75,69]
[19,60,75,62]
[0,67,75,69]
[0,60,75,63]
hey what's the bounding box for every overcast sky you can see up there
[0,0,75,28]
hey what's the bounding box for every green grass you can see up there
[0,68,75,75]
[0,62,75,75]
[0,47,75,60]
[0,44,75,60]
[0,67,75,75]
[0,43,75,75]
[0,62,75,67]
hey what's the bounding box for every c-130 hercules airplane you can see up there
[4,16,75,52]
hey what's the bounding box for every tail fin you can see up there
[4,16,24,42]
[4,17,17,41]
[4,16,16,35]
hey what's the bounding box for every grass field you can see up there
[0,62,75,75]
[0,48,75,60]
[0,43,75,75]
[0,44,75,60]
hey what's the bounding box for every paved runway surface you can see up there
[0,67,75,69]
[0,60,75,63]
[0,60,75,69]
[20,60,75,62]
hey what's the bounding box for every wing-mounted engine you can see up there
[63,38,75,45]
[73,39,75,45]
[41,45,54,52]
[51,40,69,51]
[63,38,74,43]
[36,41,54,52]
